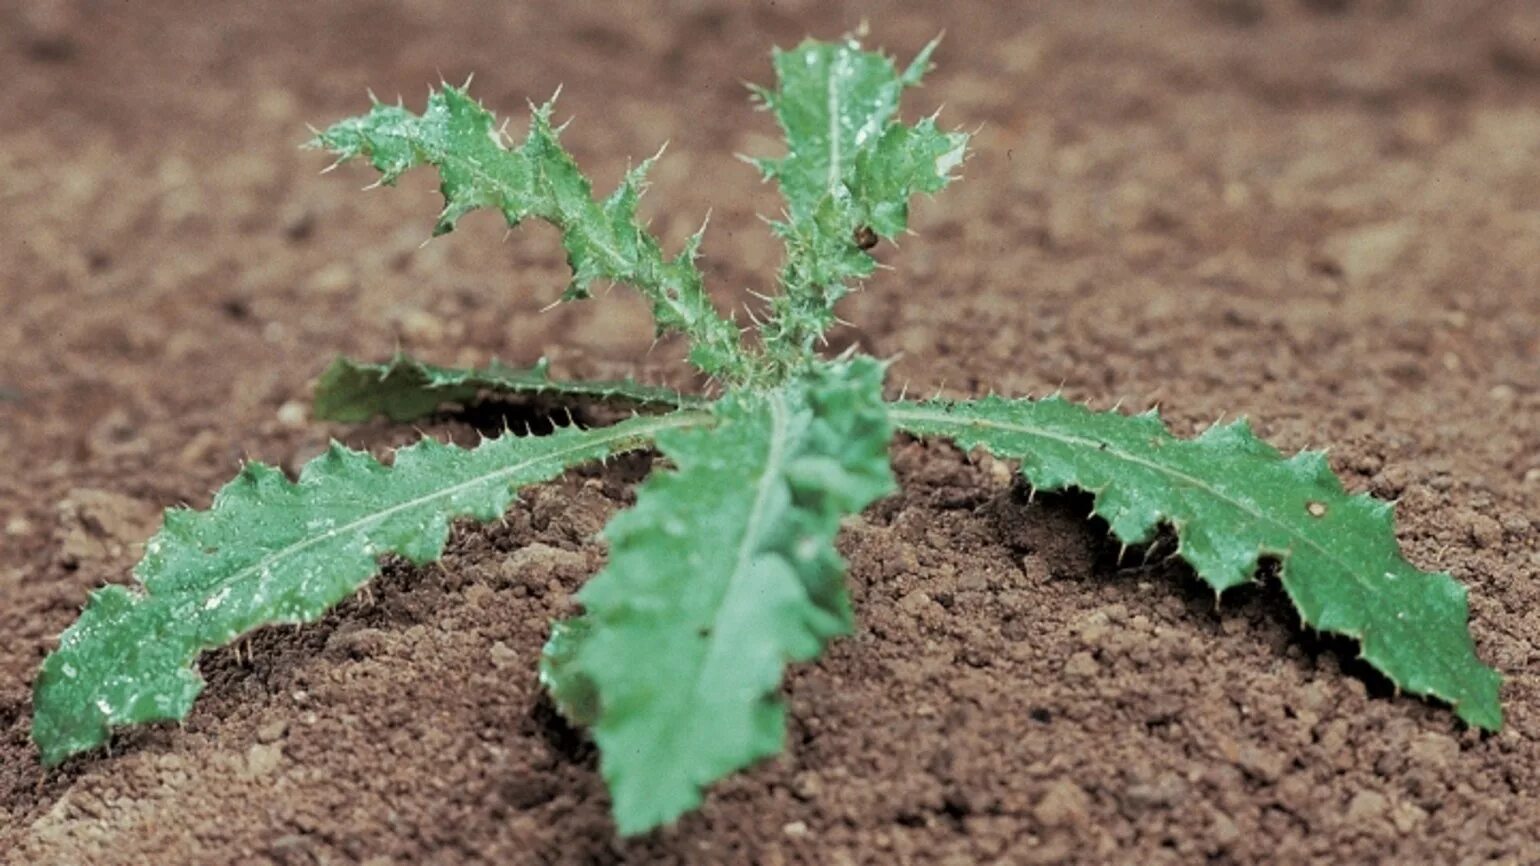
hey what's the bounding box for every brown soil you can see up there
[3,1,1538,863]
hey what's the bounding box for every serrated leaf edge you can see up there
[314,353,703,423]
[889,398,1502,731]
[34,410,710,766]
[310,88,753,382]
[566,360,894,835]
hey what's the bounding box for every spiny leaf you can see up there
[32,411,708,767]
[750,36,968,364]
[890,397,1502,731]
[310,87,752,381]
[314,353,701,424]
[543,358,893,835]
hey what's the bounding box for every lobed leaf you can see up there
[543,358,894,834]
[32,411,708,766]
[311,87,751,380]
[890,397,1502,731]
[750,36,968,363]
[314,353,701,424]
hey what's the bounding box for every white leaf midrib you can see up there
[887,402,1479,707]
[157,412,705,612]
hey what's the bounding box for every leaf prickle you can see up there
[751,36,969,368]
[314,353,700,424]
[890,397,1503,730]
[32,412,706,766]
[31,32,1505,843]
[310,87,752,381]
[543,358,894,834]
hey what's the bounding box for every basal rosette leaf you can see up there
[750,36,969,361]
[311,87,750,381]
[544,357,893,835]
[890,397,1502,731]
[314,353,700,424]
[32,412,706,766]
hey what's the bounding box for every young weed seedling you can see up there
[33,36,1502,836]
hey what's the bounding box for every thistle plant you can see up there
[32,36,1502,836]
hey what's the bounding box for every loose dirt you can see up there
[3,1,1538,864]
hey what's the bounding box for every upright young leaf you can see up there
[749,37,968,364]
[890,398,1503,731]
[311,88,751,381]
[314,353,700,424]
[32,411,707,767]
[547,358,893,835]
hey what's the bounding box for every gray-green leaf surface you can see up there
[32,411,706,766]
[750,37,969,364]
[545,358,894,834]
[310,88,750,380]
[314,354,699,424]
[891,397,1502,730]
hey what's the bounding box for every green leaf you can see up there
[750,36,968,362]
[314,353,702,424]
[890,398,1503,731]
[32,411,708,767]
[546,358,893,835]
[310,87,752,381]
[538,615,599,727]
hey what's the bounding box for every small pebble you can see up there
[489,641,518,670]
[1346,789,1389,822]
[1211,812,1241,847]
[256,719,289,743]
[1063,651,1099,679]
[1034,779,1091,828]
[1467,514,1502,548]
[245,742,284,778]
[276,400,308,429]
